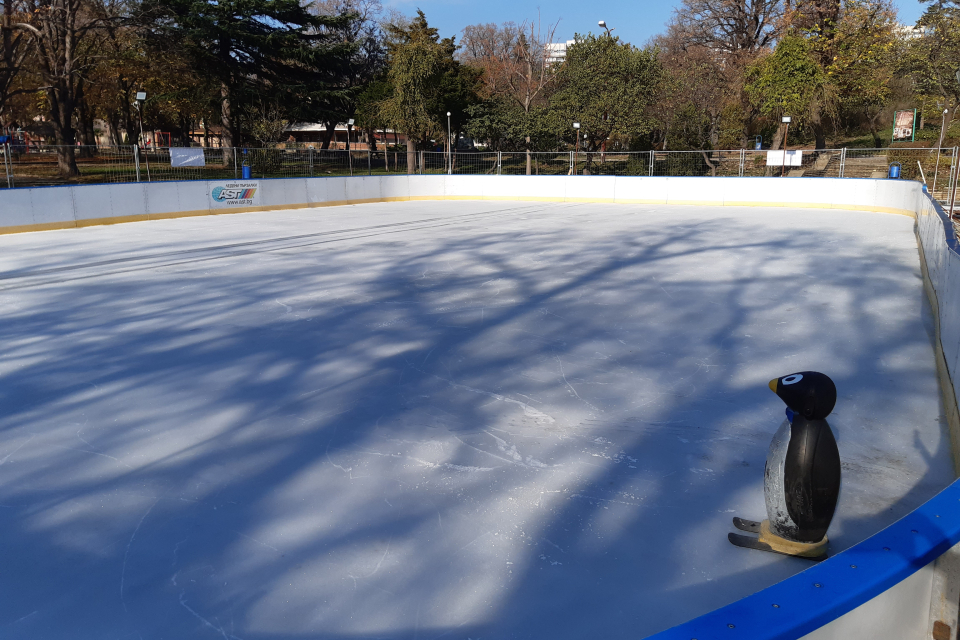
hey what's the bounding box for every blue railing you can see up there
[645,478,960,639]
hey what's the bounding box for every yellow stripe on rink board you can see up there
[0,193,918,235]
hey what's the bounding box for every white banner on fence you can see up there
[209,182,260,208]
[170,147,206,167]
[766,150,803,167]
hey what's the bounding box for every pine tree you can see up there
[142,0,355,149]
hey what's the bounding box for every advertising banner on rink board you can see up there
[892,109,916,141]
[766,150,802,167]
[209,181,260,208]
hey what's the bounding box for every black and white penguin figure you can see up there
[729,371,841,560]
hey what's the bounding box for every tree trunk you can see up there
[220,82,236,162]
[406,138,416,175]
[367,126,377,152]
[525,136,532,176]
[764,125,785,177]
[320,121,335,149]
[701,150,717,176]
[46,84,79,177]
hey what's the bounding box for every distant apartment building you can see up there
[545,40,576,65]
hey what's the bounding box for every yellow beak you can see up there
[768,378,778,393]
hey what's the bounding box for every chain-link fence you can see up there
[2,145,957,206]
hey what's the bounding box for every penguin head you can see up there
[768,371,836,420]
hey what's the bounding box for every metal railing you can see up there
[3,145,957,205]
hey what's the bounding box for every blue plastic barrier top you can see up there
[644,478,960,640]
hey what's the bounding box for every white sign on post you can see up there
[766,150,803,167]
[209,181,260,208]
[170,147,206,167]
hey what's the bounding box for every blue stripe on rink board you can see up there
[645,479,960,639]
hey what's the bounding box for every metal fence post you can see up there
[648,151,654,177]
[368,149,372,176]
[739,149,745,177]
[839,147,847,178]
[309,147,314,177]
[498,151,502,175]
[4,143,11,188]
[233,148,238,179]
[134,144,141,182]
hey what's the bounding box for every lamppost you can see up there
[598,20,614,36]
[134,91,150,181]
[781,115,792,178]
[346,118,354,176]
[447,111,452,175]
[573,122,580,175]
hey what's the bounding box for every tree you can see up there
[377,10,477,173]
[13,0,115,176]
[745,34,830,150]
[141,0,354,151]
[671,0,784,61]
[744,0,897,150]
[460,18,558,173]
[0,1,30,124]
[549,33,663,172]
[310,0,387,149]
[826,0,898,146]
[652,29,745,151]
[902,0,960,142]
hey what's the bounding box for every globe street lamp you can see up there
[598,20,614,36]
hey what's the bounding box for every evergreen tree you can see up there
[141,0,354,148]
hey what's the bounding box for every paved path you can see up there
[0,201,950,639]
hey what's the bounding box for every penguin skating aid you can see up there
[729,372,841,561]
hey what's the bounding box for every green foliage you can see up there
[548,34,663,150]
[746,35,828,125]
[377,11,480,146]
[142,0,356,142]
[463,98,555,151]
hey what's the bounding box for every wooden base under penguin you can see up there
[728,517,828,560]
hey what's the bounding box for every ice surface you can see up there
[0,200,951,639]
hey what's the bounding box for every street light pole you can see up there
[573,122,580,175]
[347,118,354,176]
[135,91,151,181]
[598,20,614,36]
[447,111,452,175]
[781,115,792,178]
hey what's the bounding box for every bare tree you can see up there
[0,1,30,125]
[460,16,558,174]
[671,0,784,60]
[13,0,111,176]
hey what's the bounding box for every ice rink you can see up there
[0,200,952,639]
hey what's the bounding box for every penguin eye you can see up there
[782,374,803,385]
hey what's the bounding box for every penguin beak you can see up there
[768,378,778,393]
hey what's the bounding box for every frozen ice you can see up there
[0,200,950,638]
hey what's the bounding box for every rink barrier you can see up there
[0,175,922,235]
[1,174,959,640]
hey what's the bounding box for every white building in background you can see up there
[546,40,575,65]
[895,24,929,39]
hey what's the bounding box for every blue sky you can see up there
[388,0,928,46]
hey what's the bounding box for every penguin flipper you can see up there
[727,532,827,561]
[733,517,761,533]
